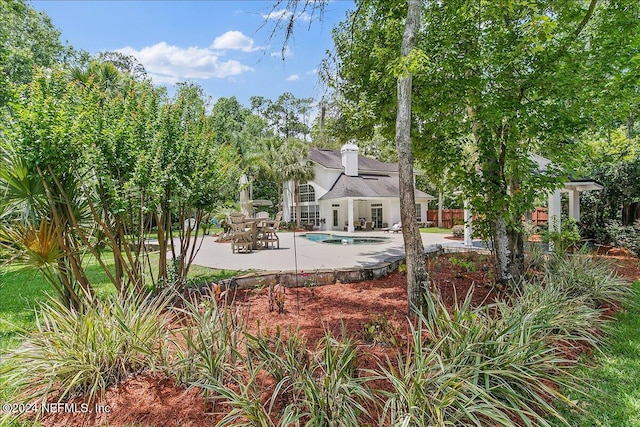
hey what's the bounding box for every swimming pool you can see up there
[302,233,389,245]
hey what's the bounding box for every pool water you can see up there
[302,233,388,245]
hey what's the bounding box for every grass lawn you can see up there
[0,251,237,352]
[420,226,451,233]
[556,280,640,426]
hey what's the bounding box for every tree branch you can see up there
[574,0,598,37]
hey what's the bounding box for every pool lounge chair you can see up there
[383,222,401,233]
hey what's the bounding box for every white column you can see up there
[548,189,562,251]
[463,199,473,247]
[347,198,355,233]
[568,189,580,222]
[282,182,293,222]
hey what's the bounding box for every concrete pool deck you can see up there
[190,230,471,272]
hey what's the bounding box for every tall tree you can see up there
[250,92,313,140]
[0,0,70,108]
[395,0,427,314]
[281,138,315,226]
[327,0,640,285]
[147,82,241,289]
[265,0,429,313]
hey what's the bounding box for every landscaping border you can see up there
[216,244,445,290]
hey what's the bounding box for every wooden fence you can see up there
[427,207,549,229]
[426,209,464,229]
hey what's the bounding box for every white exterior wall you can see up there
[286,159,414,230]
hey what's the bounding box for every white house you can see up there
[282,143,435,232]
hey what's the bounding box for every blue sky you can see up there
[32,1,354,107]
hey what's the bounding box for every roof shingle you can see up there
[309,148,398,173]
[319,174,434,200]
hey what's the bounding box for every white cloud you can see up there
[212,31,260,52]
[262,8,311,22]
[306,68,318,75]
[118,42,253,84]
[262,9,292,21]
[270,45,294,58]
[286,74,300,81]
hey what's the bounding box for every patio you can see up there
[191,230,456,271]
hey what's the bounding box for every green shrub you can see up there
[607,220,640,256]
[451,225,465,238]
[169,287,245,389]
[211,329,374,427]
[378,291,583,426]
[0,290,172,416]
[506,279,604,350]
[542,217,581,253]
[545,254,632,308]
[378,312,508,426]
[282,333,373,426]
[362,313,403,347]
[449,256,476,272]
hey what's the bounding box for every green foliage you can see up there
[250,92,313,140]
[218,328,373,427]
[545,254,633,309]
[169,287,245,388]
[380,290,575,426]
[326,0,640,283]
[0,290,171,423]
[578,144,640,243]
[554,281,640,426]
[508,279,603,348]
[0,0,72,108]
[416,291,579,426]
[542,217,582,254]
[449,256,476,273]
[606,220,640,257]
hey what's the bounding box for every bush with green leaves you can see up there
[545,253,632,308]
[379,291,585,427]
[208,329,374,427]
[168,287,245,389]
[508,279,604,347]
[542,216,582,253]
[451,224,465,238]
[0,290,172,421]
[606,220,640,256]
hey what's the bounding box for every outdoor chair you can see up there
[364,221,373,231]
[259,211,282,249]
[384,222,402,233]
[228,212,245,224]
[230,222,253,253]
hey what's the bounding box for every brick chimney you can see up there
[341,142,359,177]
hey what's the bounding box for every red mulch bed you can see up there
[32,252,640,427]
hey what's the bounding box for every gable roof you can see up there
[319,173,434,200]
[309,148,398,173]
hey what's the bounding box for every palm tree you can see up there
[281,139,315,227]
[247,137,287,208]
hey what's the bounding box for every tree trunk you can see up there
[492,215,513,283]
[492,215,525,285]
[396,0,428,316]
[438,190,443,228]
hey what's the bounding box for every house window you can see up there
[290,205,320,225]
[371,206,383,228]
[415,203,422,222]
[299,184,316,203]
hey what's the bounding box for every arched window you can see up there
[299,184,316,203]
